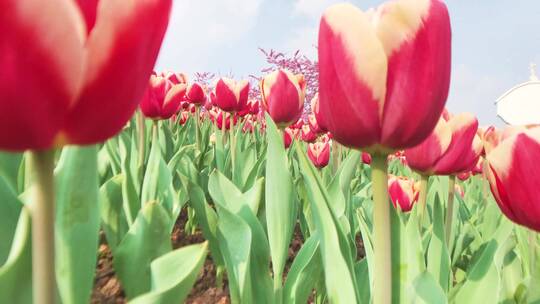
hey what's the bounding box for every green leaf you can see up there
[265,114,297,289]
[354,259,371,304]
[283,234,323,304]
[129,242,208,304]
[55,145,100,304]
[0,151,22,192]
[113,202,172,299]
[208,170,264,215]
[0,175,22,264]
[411,272,447,304]
[99,175,129,252]
[294,143,359,303]
[426,195,451,293]
[0,208,32,304]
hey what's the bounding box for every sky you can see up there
[155,0,540,126]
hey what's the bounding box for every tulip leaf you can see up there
[411,272,447,304]
[55,145,100,304]
[113,202,172,299]
[99,174,129,252]
[0,175,22,265]
[129,242,208,304]
[426,195,451,293]
[265,114,297,291]
[0,208,32,304]
[0,152,22,193]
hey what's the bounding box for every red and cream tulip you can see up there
[311,93,327,133]
[318,0,451,153]
[161,71,188,85]
[261,69,306,128]
[186,83,207,105]
[486,127,540,232]
[405,112,483,176]
[213,78,250,113]
[283,127,298,149]
[307,140,331,169]
[388,175,419,212]
[141,75,186,120]
[300,124,317,143]
[0,0,172,150]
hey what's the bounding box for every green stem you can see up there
[417,175,429,222]
[152,120,158,144]
[445,175,456,246]
[221,111,226,146]
[529,230,537,275]
[371,154,391,304]
[216,265,225,289]
[137,110,146,171]
[195,107,200,150]
[230,114,236,172]
[29,150,56,304]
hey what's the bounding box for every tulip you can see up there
[161,71,188,85]
[388,175,419,212]
[186,83,207,105]
[457,171,471,181]
[307,141,331,169]
[238,99,259,117]
[213,78,250,113]
[311,93,327,133]
[283,127,298,149]
[486,127,540,232]
[300,124,317,143]
[308,114,322,135]
[405,112,483,176]
[141,75,186,120]
[318,0,451,154]
[0,0,172,151]
[1,1,172,303]
[261,69,306,127]
[362,152,372,165]
[173,111,190,126]
[210,109,236,130]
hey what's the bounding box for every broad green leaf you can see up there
[354,259,371,304]
[265,114,297,290]
[55,146,100,304]
[99,175,129,252]
[114,202,172,299]
[283,234,322,304]
[208,170,264,215]
[411,272,447,304]
[0,208,32,304]
[0,175,22,264]
[0,151,22,192]
[129,243,208,304]
[426,195,451,293]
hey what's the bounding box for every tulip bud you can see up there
[261,69,306,128]
[186,83,207,105]
[362,152,372,165]
[311,93,327,133]
[318,0,451,153]
[301,124,317,143]
[213,78,250,113]
[307,141,331,169]
[162,71,188,85]
[141,75,186,120]
[283,127,298,149]
[405,112,482,176]
[388,175,419,212]
[486,127,540,231]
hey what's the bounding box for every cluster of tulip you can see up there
[2,0,540,303]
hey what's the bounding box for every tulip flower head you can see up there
[362,151,372,165]
[318,0,451,154]
[486,127,540,232]
[388,175,419,212]
[0,0,172,150]
[283,127,298,149]
[405,112,483,176]
[162,71,188,85]
[311,93,327,133]
[213,78,250,113]
[301,124,317,143]
[141,75,186,120]
[261,69,306,128]
[186,83,207,105]
[307,141,331,169]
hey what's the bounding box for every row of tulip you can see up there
[1,0,539,303]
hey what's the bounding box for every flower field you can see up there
[1,0,539,304]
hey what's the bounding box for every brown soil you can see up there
[90,209,365,303]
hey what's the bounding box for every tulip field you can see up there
[1,0,540,304]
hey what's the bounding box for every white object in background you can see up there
[496,63,540,125]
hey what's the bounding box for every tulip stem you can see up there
[445,175,456,246]
[417,175,429,222]
[195,107,200,151]
[529,230,537,275]
[230,114,236,173]
[137,110,146,170]
[371,154,392,304]
[29,150,56,304]
[221,111,226,146]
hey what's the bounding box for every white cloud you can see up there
[293,0,343,19]
[155,0,263,74]
[282,26,318,59]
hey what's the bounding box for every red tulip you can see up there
[173,111,190,126]
[362,152,372,165]
[457,172,471,181]
[239,99,260,117]
[300,124,317,143]
[141,75,185,120]
[388,175,419,212]
[486,127,540,231]
[210,108,236,130]
[242,119,255,133]
[186,83,207,105]
[0,0,172,150]
[404,112,482,175]
[213,78,249,113]
[283,127,298,149]
[261,69,306,128]
[307,141,331,169]
[161,71,188,85]
[318,0,451,153]
[308,114,323,135]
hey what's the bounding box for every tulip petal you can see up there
[75,0,99,34]
[405,117,451,174]
[433,113,479,175]
[64,0,172,145]
[318,3,387,149]
[487,128,540,231]
[379,0,451,148]
[0,0,85,150]
[262,70,304,126]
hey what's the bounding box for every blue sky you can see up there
[156,0,540,126]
